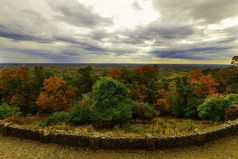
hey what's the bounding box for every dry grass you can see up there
[2,116,220,138]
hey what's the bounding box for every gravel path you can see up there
[0,133,238,159]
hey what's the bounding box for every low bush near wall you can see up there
[0,104,20,120]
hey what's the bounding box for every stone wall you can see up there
[1,119,238,150]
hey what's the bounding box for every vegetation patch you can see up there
[0,65,237,139]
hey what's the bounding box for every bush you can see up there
[131,100,159,120]
[92,78,132,127]
[70,104,92,124]
[122,124,145,133]
[184,97,203,118]
[91,100,132,128]
[0,103,20,119]
[93,77,130,109]
[227,94,238,104]
[197,94,230,121]
[45,111,70,125]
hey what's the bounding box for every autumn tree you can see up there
[36,76,76,114]
[0,66,38,114]
[154,89,169,114]
[214,67,238,94]
[0,68,15,103]
[107,67,123,82]
[128,81,149,102]
[132,65,158,83]
[129,65,159,103]
[189,69,219,98]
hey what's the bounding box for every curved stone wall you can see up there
[1,119,238,150]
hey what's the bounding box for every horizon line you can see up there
[0,62,231,65]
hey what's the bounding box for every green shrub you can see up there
[91,100,132,128]
[197,94,230,121]
[131,100,159,120]
[93,77,130,109]
[0,103,20,119]
[45,111,70,125]
[168,76,202,117]
[70,104,92,124]
[122,124,145,133]
[184,97,203,117]
[92,78,132,127]
[227,94,238,104]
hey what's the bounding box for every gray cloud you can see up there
[0,0,237,63]
[50,0,113,27]
[150,46,231,60]
[0,24,52,43]
[5,47,83,63]
[132,1,142,10]
[135,22,194,40]
[152,0,238,24]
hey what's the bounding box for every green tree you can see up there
[198,94,230,121]
[214,67,238,94]
[74,66,95,95]
[92,77,132,127]
[169,75,202,117]
[231,56,238,65]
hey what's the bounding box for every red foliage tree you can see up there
[133,65,156,74]
[154,89,169,113]
[189,69,219,98]
[36,76,76,114]
[0,66,38,114]
[106,67,123,82]
[129,65,159,103]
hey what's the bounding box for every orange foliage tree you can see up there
[154,89,169,113]
[132,65,158,82]
[129,81,149,102]
[106,67,123,82]
[0,68,15,103]
[130,65,159,103]
[189,69,219,98]
[0,66,38,114]
[36,76,77,114]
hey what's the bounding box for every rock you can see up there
[225,104,238,121]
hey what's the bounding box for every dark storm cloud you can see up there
[50,0,113,27]
[150,46,231,60]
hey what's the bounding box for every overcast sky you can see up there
[0,0,237,64]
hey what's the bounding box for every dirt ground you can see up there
[0,133,237,159]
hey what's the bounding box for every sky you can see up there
[0,0,238,64]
